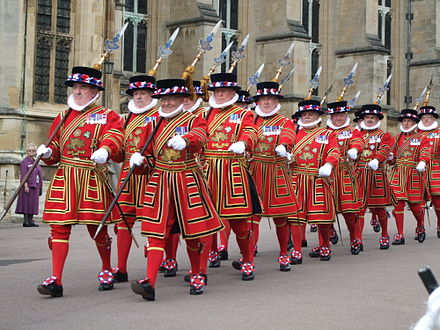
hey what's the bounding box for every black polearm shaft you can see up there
[0,108,73,222]
[94,117,164,239]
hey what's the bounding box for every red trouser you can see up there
[359,208,389,239]
[49,224,111,285]
[115,216,136,273]
[290,223,331,253]
[393,200,425,234]
[431,196,440,228]
[343,212,361,242]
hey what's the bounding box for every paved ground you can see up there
[1,211,439,330]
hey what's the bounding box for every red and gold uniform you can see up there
[288,99,341,263]
[416,105,440,237]
[113,74,159,281]
[249,81,298,270]
[131,78,223,299]
[390,110,430,244]
[37,66,124,297]
[356,104,394,249]
[203,72,260,280]
[325,100,364,254]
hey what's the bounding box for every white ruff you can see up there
[158,104,184,118]
[298,117,322,128]
[128,98,157,114]
[400,123,418,133]
[418,121,438,131]
[326,117,350,130]
[67,93,100,111]
[255,103,281,117]
[209,93,239,109]
[360,120,381,131]
[184,97,203,113]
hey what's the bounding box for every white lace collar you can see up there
[360,120,381,131]
[184,97,203,113]
[158,104,184,119]
[208,93,239,109]
[418,121,438,131]
[67,93,100,111]
[254,103,281,118]
[298,117,322,128]
[326,117,350,130]
[128,98,157,114]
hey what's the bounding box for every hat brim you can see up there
[398,117,420,123]
[65,80,104,91]
[418,113,439,119]
[152,92,191,99]
[359,113,384,120]
[208,86,241,91]
[295,109,324,118]
[253,95,284,102]
[125,87,155,96]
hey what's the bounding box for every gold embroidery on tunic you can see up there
[161,149,181,161]
[67,138,86,156]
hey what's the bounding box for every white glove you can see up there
[275,145,288,158]
[347,148,358,160]
[90,148,109,164]
[368,158,379,171]
[130,152,145,168]
[228,141,246,154]
[416,161,426,172]
[387,152,394,161]
[37,144,52,159]
[318,163,333,177]
[167,135,187,151]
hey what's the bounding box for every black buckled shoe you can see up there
[370,219,381,233]
[219,249,228,261]
[350,239,362,255]
[301,240,308,247]
[131,279,155,301]
[241,262,255,281]
[278,254,291,272]
[391,233,405,245]
[310,224,318,232]
[379,236,390,250]
[98,270,114,291]
[309,246,321,258]
[163,258,178,277]
[330,230,339,245]
[415,226,426,243]
[290,251,303,265]
[320,247,331,261]
[37,276,63,297]
[232,259,243,271]
[189,274,205,295]
[208,251,221,268]
[112,267,128,283]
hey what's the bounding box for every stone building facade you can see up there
[0,0,439,221]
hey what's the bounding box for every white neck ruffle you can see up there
[360,120,381,131]
[255,103,281,118]
[326,117,350,130]
[158,104,184,119]
[128,98,157,114]
[67,93,100,111]
[209,93,239,109]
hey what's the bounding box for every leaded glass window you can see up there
[34,37,51,102]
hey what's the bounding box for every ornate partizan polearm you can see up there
[148,27,180,77]
[305,66,322,100]
[336,63,358,102]
[278,65,296,91]
[414,87,428,111]
[199,41,234,101]
[93,22,129,70]
[95,117,165,239]
[320,79,336,106]
[0,109,73,222]
[348,90,361,108]
[422,74,435,107]
[246,63,265,92]
[374,73,392,104]
[272,41,294,82]
[228,34,250,73]
[182,20,222,100]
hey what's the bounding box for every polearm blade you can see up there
[204,41,235,77]
[272,41,294,82]
[278,65,296,90]
[228,34,250,73]
[320,79,336,105]
[94,117,165,239]
[0,109,74,222]
[247,63,265,91]
[348,90,361,107]
[305,66,322,99]
[422,73,435,106]
[149,27,180,76]
[94,22,129,69]
[337,62,358,101]
[190,20,222,67]
[375,73,392,104]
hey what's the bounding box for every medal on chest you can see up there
[86,113,107,124]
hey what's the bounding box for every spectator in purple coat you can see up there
[15,143,43,227]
